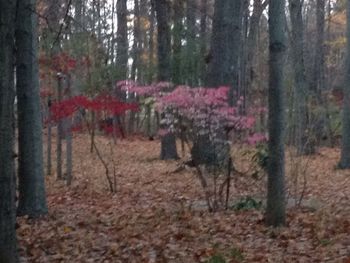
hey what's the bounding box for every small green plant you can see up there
[206,254,226,263]
[233,196,262,211]
[251,143,269,171]
[319,239,332,246]
[230,247,244,262]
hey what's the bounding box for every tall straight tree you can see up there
[154,0,179,160]
[312,0,333,146]
[206,0,243,100]
[0,1,18,261]
[199,0,208,83]
[185,0,198,85]
[172,0,185,85]
[266,0,287,227]
[16,0,48,217]
[206,0,229,87]
[244,0,268,95]
[226,0,243,105]
[289,0,309,154]
[339,0,350,169]
[312,0,326,95]
[116,0,128,81]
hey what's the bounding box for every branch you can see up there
[52,0,73,51]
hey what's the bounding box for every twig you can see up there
[52,0,73,51]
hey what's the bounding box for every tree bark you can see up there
[116,0,128,81]
[266,0,287,227]
[154,0,178,160]
[244,0,267,99]
[289,0,310,154]
[56,74,64,179]
[339,0,350,168]
[148,0,156,83]
[185,0,198,86]
[199,0,208,84]
[0,0,18,261]
[205,0,229,87]
[172,0,185,85]
[16,0,48,217]
[226,0,243,105]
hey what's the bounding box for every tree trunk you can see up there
[311,0,333,146]
[311,0,326,95]
[47,97,52,175]
[16,0,48,217]
[116,0,128,81]
[266,0,287,227]
[339,0,350,169]
[205,0,229,87]
[289,0,310,154]
[129,0,141,134]
[0,1,18,261]
[199,0,208,84]
[226,0,243,105]
[56,75,64,179]
[42,0,61,177]
[172,0,185,85]
[155,0,179,160]
[185,0,198,86]
[244,0,267,100]
[65,75,73,186]
[148,0,156,83]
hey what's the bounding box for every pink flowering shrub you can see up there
[115,80,267,146]
[117,81,268,211]
[156,85,264,145]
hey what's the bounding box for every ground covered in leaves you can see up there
[18,134,350,262]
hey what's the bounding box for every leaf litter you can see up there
[17,134,350,262]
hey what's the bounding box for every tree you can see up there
[266,0,287,227]
[154,0,179,160]
[184,0,198,86]
[116,0,128,81]
[226,0,243,105]
[310,0,333,146]
[15,0,48,217]
[0,0,19,261]
[339,0,350,168]
[289,0,310,154]
[206,0,229,87]
[172,0,185,85]
[244,0,268,97]
[199,0,208,83]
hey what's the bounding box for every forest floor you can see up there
[17,134,350,263]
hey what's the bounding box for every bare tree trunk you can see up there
[154,0,179,160]
[56,75,64,180]
[129,0,141,134]
[16,0,48,217]
[116,0,128,82]
[205,0,229,87]
[47,97,52,175]
[311,0,333,146]
[226,0,243,105]
[339,0,350,169]
[199,0,208,84]
[185,0,197,85]
[66,75,73,186]
[289,0,310,154]
[244,0,268,105]
[0,1,19,261]
[172,0,185,85]
[148,0,156,83]
[266,0,287,227]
